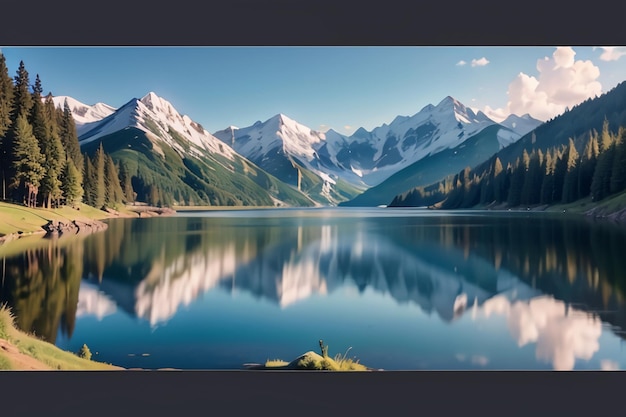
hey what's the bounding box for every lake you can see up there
[2,208,626,370]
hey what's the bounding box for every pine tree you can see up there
[492,157,504,203]
[43,94,67,207]
[104,154,124,208]
[58,99,82,169]
[92,143,106,209]
[0,52,15,201]
[61,158,83,206]
[118,161,135,204]
[561,139,580,203]
[577,132,599,199]
[0,53,13,138]
[552,147,567,203]
[12,61,32,119]
[29,76,66,207]
[521,149,543,205]
[11,113,45,207]
[2,61,35,203]
[540,149,556,204]
[83,155,96,206]
[591,130,616,202]
[610,128,626,195]
[507,155,526,207]
[599,118,613,153]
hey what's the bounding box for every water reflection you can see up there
[0,236,84,343]
[77,282,117,320]
[480,295,602,370]
[2,211,626,369]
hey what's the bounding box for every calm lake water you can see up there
[2,208,626,370]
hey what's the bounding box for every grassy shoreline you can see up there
[0,202,175,247]
[0,306,122,370]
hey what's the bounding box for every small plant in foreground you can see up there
[78,344,92,360]
[319,339,329,358]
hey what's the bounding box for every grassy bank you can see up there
[173,205,276,212]
[0,306,121,370]
[0,202,111,237]
[247,342,372,371]
[0,202,175,244]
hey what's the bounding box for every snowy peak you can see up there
[495,113,543,149]
[50,95,116,126]
[78,92,237,161]
[499,113,542,135]
[214,113,326,164]
[139,92,176,117]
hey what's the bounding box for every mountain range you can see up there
[51,92,541,207]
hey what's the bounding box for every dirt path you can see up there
[0,339,52,370]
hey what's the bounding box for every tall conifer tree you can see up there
[58,99,82,169]
[92,143,106,208]
[0,52,14,201]
[11,113,45,207]
[561,139,580,203]
[104,154,124,207]
[61,158,83,206]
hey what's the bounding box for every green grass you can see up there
[263,346,369,371]
[0,306,120,370]
[264,359,289,367]
[545,191,626,216]
[0,202,111,237]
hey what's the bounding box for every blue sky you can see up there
[2,46,626,135]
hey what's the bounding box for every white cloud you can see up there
[484,47,602,121]
[318,124,329,132]
[471,57,490,67]
[343,125,352,131]
[483,105,509,123]
[597,47,626,62]
[456,60,467,66]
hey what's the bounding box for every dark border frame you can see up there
[2,1,626,416]
[2,0,626,46]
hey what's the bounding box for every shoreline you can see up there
[0,202,176,249]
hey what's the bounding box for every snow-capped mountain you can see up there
[214,114,364,205]
[327,96,540,187]
[496,113,542,148]
[49,95,116,136]
[217,97,541,198]
[75,92,315,207]
[80,92,238,160]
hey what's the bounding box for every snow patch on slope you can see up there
[78,92,238,161]
[49,95,116,136]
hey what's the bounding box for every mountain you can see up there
[77,92,315,207]
[49,95,116,136]
[496,113,542,148]
[389,81,626,209]
[340,124,513,207]
[338,100,542,206]
[329,97,540,188]
[213,114,364,205]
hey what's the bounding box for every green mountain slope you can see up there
[340,124,505,207]
[81,127,315,207]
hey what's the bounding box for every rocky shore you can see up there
[42,219,109,238]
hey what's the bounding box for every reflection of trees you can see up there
[4,213,626,348]
[393,214,626,336]
[0,237,85,343]
[78,215,626,334]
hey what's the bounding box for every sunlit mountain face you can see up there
[3,211,626,370]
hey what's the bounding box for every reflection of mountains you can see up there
[227,226,542,318]
[91,222,541,325]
